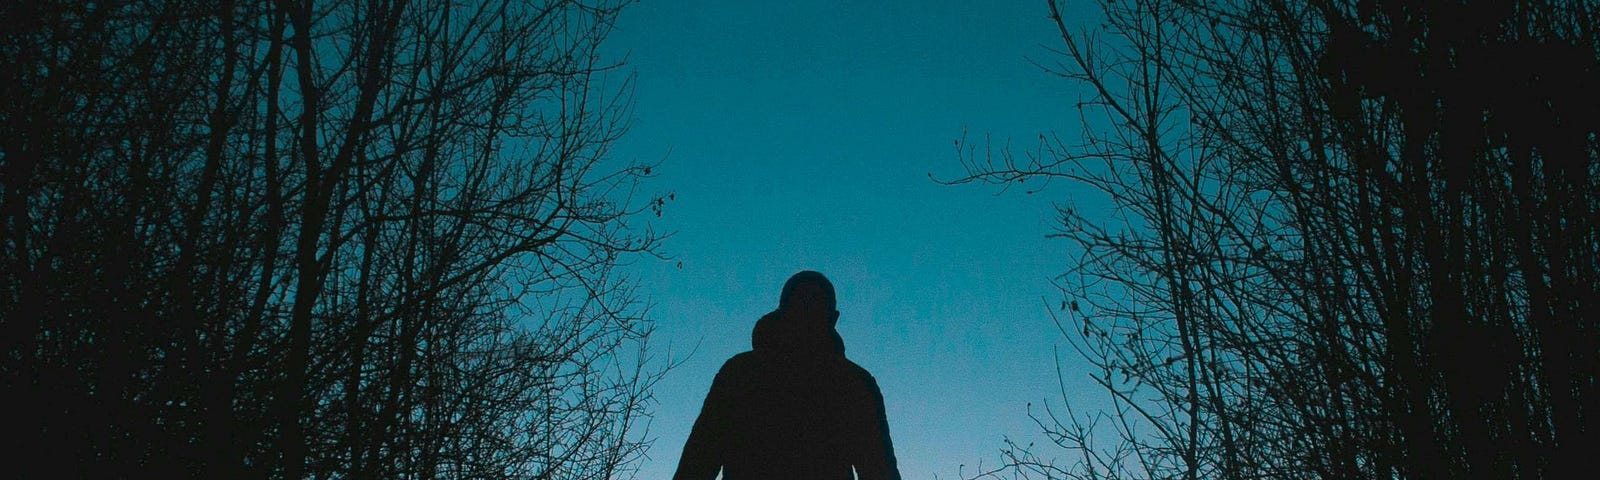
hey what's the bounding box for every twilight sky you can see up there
[602,2,1109,478]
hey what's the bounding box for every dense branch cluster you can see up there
[1,0,665,477]
[950,1,1598,479]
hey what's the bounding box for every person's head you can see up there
[779,270,839,328]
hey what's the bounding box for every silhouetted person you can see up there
[672,271,901,480]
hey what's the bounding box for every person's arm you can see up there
[852,373,902,480]
[672,358,741,480]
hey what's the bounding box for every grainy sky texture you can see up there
[603,2,1108,478]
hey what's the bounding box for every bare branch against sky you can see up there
[2,1,666,477]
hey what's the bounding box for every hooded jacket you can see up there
[672,310,901,480]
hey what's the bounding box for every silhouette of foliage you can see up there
[0,0,666,477]
[948,0,1598,479]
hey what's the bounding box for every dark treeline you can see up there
[951,0,1597,479]
[1,0,665,478]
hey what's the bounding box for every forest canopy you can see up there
[1,0,665,477]
[949,0,1599,479]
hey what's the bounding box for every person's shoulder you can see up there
[706,351,765,393]
[716,351,762,376]
[837,358,882,389]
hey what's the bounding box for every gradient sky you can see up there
[602,2,1110,479]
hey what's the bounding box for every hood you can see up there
[751,310,846,356]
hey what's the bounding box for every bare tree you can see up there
[1,0,668,478]
[946,1,1598,479]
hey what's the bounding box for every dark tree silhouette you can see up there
[1,0,667,478]
[946,0,1598,479]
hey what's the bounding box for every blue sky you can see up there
[602,1,1108,478]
